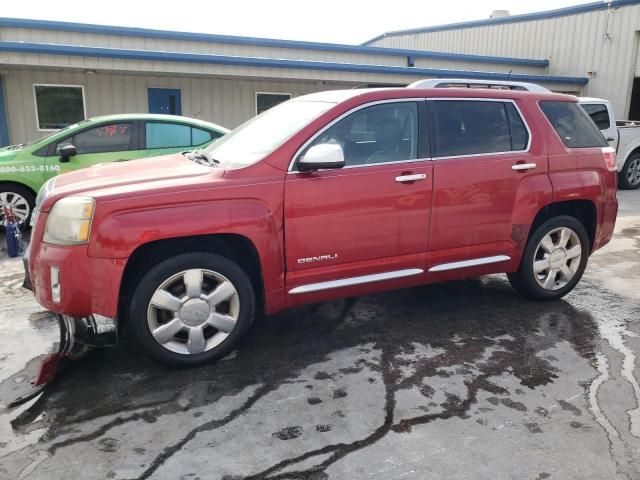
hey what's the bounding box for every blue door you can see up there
[148,88,182,115]
[0,77,9,146]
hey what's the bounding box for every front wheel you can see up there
[508,216,589,300]
[127,252,255,367]
[619,154,640,190]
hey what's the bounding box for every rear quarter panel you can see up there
[539,102,617,251]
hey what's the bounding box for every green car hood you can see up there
[0,148,18,161]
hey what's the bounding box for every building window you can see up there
[256,92,292,115]
[34,84,85,131]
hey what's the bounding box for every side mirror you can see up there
[298,144,345,171]
[58,144,77,162]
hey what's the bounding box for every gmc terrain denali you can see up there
[26,86,618,367]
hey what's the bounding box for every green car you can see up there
[0,114,228,224]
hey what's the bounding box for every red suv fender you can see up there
[88,199,284,304]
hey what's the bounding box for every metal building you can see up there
[0,14,588,146]
[365,0,640,121]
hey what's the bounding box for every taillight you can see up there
[602,147,617,172]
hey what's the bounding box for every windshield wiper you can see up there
[185,149,220,167]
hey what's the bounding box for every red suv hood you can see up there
[41,154,220,211]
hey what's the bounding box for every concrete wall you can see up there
[368,3,640,118]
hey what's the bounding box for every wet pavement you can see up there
[1,192,639,480]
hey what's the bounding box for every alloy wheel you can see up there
[146,269,240,355]
[627,158,640,186]
[532,227,582,291]
[0,191,30,223]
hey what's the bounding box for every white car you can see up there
[579,98,640,189]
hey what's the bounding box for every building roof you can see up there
[0,18,592,86]
[363,0,640,45]
[0,17,548,67]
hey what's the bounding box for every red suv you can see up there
[26,86,618,367]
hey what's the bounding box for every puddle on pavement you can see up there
[0,276,615,476]
[1,258,639,479]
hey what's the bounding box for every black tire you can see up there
[127,252,255,367]
[508,215,590,301]
[0,183,35,228]
[618,153,640,190]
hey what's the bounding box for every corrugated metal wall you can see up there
[0,20,590,143]
[0,25,549,74]
[370,4,640,118]
[1,65,582,144]
[2,66,580,144]
[2,69,342,143]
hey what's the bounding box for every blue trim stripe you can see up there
[0,41,588,85]
[0,77,8,146]
[0,17,548,68]
[364,0,640,44]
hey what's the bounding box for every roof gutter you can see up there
[0,41,587,85]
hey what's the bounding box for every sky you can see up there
[3,0,596,45]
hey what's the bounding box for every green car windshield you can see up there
[8,120,92,149]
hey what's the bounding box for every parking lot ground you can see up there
[1,192,639,480]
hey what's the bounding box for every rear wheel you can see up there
[508,215,589,300]
[127,252,255,367]
[0,184,35,226]
[619,154,640,190]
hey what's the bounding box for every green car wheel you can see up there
[0,183,35,225]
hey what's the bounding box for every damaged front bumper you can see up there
[9,314,118,407]
[33,313,118,385]
[12,250,119,406]
[23,242,118,351]
[58,313,119,351]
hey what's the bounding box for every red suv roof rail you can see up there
[407,78,551,92]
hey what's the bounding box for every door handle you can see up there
[511,163,537,171]
[395,173,427,183]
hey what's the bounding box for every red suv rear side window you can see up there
[539,101,607,148]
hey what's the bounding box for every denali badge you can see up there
[297,254,338,264]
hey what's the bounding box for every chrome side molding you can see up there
[428,255,511,272]
[288,268,424,294]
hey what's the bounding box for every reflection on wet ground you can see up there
[1,192,639,480]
